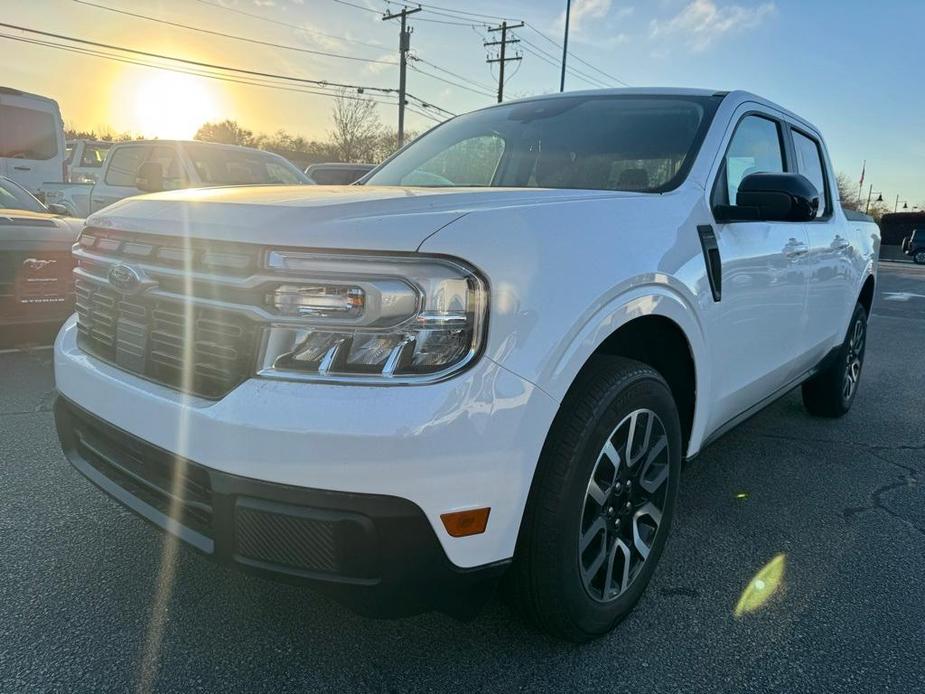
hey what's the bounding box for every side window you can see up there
[146,146,185,190]
[80,144,110,168]
[401,135,504,186]
[723,115,784,204]
[105,146,148,186]
[0,104,58,160]
[792,130,828,218]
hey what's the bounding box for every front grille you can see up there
[67,402,214,537]
[235,506,339,573]
[74,229,261,399]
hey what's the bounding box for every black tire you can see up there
[508,356,682,642]
[801,302,868,417]
[914,250,925,265]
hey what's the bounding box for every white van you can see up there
[0,87,67,193]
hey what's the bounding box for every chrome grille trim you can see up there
[73,229,263,399]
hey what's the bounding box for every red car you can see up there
[0,176,82,347]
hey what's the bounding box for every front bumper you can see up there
[55,397,508,617]
[54,316,560,612]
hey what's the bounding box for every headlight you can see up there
[258,250,488,383]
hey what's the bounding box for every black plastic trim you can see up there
[696,224,722,302]
[54,396,508,619]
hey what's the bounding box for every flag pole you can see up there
[857,160,865,208]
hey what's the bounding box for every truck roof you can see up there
[475,87,824,141]
[108,139,271,153]
[0,85,60,104]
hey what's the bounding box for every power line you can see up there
[524,22,630,87]
[0,33,400,106]
[518,37,611,89]
[189,0,388,51]
[72,0,397,65]
[0,21,398,93]
[330,0,382,15]
[5,31,450,126]
[407,63,494,98]
[0,22,454,117]
[518,44,609,90]
[411,56,496,92]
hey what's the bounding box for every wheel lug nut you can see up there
[625,501,632,511]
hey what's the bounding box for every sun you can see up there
[131,71,222,140]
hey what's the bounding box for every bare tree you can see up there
[328,92,383,163]
[836,172,860,211]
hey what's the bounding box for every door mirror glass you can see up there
[715,172,819,222]
[47,202,69,215]
[135,161,164,193]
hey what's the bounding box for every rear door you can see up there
[704,110,812,431]
[789,126,855,360]
[0,92,65,192]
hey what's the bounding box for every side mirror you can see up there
[47,203,69,216]
[136,161,164,193]
[715,172,819,223]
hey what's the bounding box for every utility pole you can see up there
[383,6,420,148]
[560,0,572,92]
[485,21,523,103]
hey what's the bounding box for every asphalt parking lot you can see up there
[1,261,923,694]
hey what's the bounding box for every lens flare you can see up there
[734,553,786,617]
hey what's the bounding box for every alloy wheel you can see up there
[842,316,865,401]
[578,409,670,603]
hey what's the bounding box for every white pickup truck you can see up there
[41,139,309,216]
[54,88,879,641]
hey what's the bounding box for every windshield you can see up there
[185,145,309,186]
[0,177,45,212]
[366,94,721,193]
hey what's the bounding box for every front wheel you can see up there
[913,250,925,265]
[801,302,868,417]
[508,356,682,642]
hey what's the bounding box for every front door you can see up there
[704,112,811,432]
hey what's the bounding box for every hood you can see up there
[0,208,84,247]
[86,185,639,251]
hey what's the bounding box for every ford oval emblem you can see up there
[108,264,143,294]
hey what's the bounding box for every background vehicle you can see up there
[41,140,310,216]
[305,162,374,184]
[0,86,67,193]
[0,176,81,346]
[65,139,113,184]
[901,228,925,263]
[54,89,879,642]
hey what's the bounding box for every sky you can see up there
[3,0,924,204]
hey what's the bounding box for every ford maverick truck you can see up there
[54,89,879,641]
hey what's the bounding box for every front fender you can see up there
[539,283,711,456]
[419,195,713,456]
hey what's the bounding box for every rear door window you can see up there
[0,104,58,160]
[792,130,828,218]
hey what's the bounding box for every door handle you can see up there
[783,242,808,259]
[12,166,31,171]
[833,238,851,250]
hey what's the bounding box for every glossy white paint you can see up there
[55,316,559,568]
[55,89,880,569]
